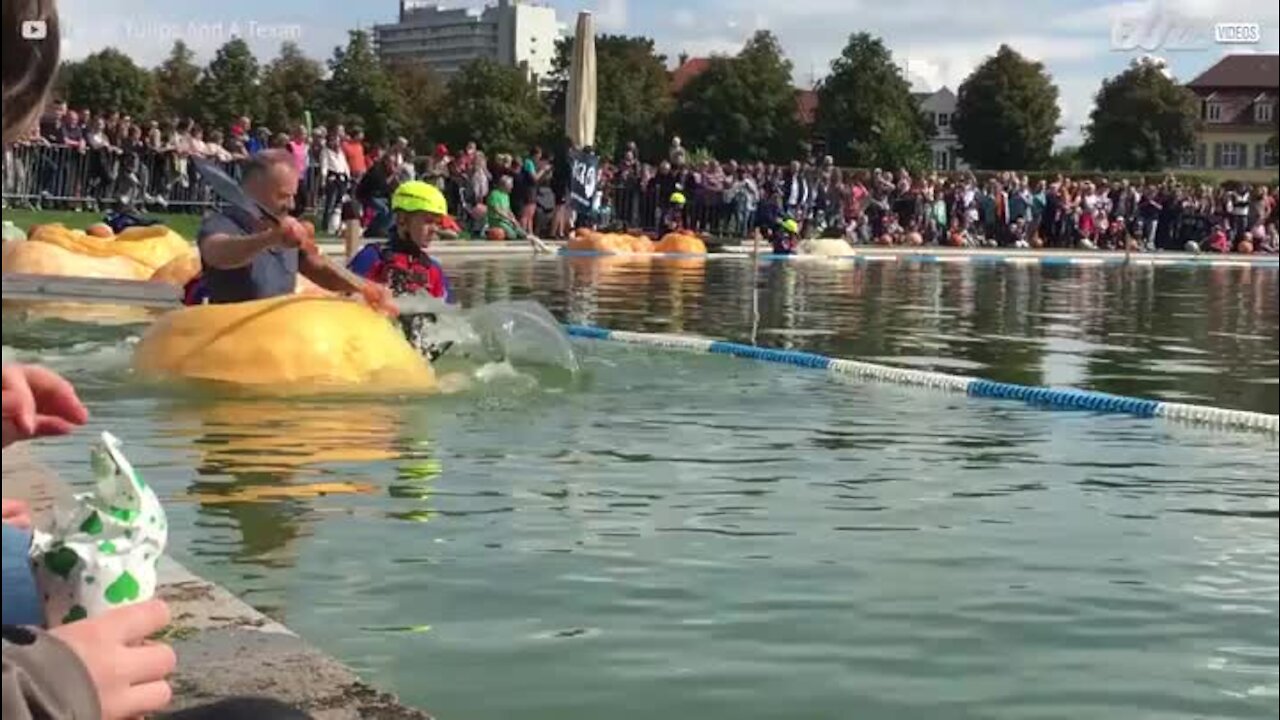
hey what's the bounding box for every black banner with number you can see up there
[569,149,599,216]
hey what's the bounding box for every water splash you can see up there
[464,301,580,375]
[394,294,579,376]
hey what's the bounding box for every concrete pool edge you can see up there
[565,326,1280,435]
[3,446,433,720]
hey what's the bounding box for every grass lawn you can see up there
[3,208,205,241]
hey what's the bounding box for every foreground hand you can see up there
[51,599,177,720]
[2,364,89,449]
[2,498,32,529]
[360,282,399,318]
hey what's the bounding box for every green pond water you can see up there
[4,257,1278,720]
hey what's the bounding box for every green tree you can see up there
[153,40,201,119]
[260,42,324,133]
[61,49,154,117]
[322,30,405,143]
[436,59,551,154]
[386,61,446,151]
[672,31,801,162]
[1046,145,1084,172]
[953,45,1061,169]
[1081,57,1198,171]
[193,38,262,130]
[815,33,930,169]
[548,34,672,158]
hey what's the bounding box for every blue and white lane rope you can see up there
[563,325,1279,435]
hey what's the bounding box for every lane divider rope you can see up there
[562,325,1278,435]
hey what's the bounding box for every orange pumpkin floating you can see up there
[150,253,201,286]
[486,227,507,241]
[653,232,707,254]
[626,235,655,253]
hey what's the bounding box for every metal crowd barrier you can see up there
[2,143,326,215]
[605,184,757,236]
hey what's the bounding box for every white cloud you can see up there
[593,0,628,32]
[50,0,1279,150]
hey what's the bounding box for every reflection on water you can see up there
[453,258,1280,413]
[5,257,1278,720]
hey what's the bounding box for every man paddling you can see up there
[194,149,392,310]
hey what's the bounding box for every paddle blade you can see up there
[191,157,265,221]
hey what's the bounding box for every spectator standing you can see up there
[341,128,367,179]
[729,167,759,237]
[84,115,120,203]
[245,127,269,155]
[515,146,542,234]
[355,152,397,238]
[37,99,66,143]
[319,134,351,233]
[782,160,808,219]
[1229,184,1251,238]
[669,135,687,167]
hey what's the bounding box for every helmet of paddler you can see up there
[780,218,800,234]
[670,191,687,206]
[392,181,447,216]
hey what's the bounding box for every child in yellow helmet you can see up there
[661,191,688,234]
[348,181,455,358]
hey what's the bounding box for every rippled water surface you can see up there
[5,257,1277,720]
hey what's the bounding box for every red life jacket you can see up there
[368,245,448,299]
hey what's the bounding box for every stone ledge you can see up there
[4,445,431,720]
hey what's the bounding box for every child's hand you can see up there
[2,364,89,449]
[51,600,177,720]
[2,498,32,529]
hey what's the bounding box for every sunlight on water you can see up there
[6,258,1277,720]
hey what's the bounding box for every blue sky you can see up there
[58,0,1280,145]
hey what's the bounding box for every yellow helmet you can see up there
[392,181,447,216]
[670,192,687,206]
[781,218,800,234]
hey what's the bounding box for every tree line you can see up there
[54,29,1209,172]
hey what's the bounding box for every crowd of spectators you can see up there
[586,137,1279,254]
[5,105,1278,253]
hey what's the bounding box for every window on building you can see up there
[1263,143,1279,168]
[1179,147,1198,167]
[937,113,950,129]
[1257,102,1275,124]
[1220,142,1244,168]
[1206,102,1224,122]
[933,150,949,170]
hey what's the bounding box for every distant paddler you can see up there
[188,149,395,313]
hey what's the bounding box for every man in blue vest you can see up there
[196,149,386,306]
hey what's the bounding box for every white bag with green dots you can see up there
[29,432,166,626]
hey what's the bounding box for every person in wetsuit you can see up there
[348,181,455,359]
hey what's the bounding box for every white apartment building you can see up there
[915,87,969,171]
[374,0,560,82]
